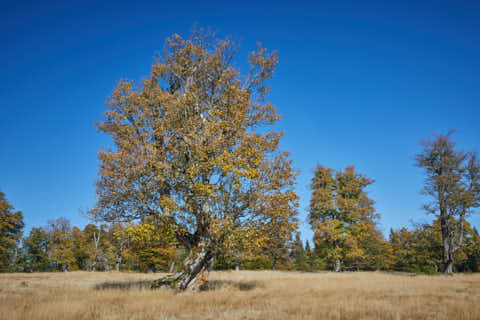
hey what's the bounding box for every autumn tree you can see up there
[46,218,75,271]
[82,224,115,271]
[241,208,297,271]
[459,226,480,272]
[0,191,24,272]
[415,132,480,273]
[89,31,298,291]
[108,223,129,271]
[123,218,178,272]
[261,213,297,270]
[389,218,480,274]
[309,165,384,272]
[389,225,441,273]
[351,221,393,271]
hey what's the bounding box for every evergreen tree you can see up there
[304,240,314,271]
[21,227,51,272]
[291,232,306,271]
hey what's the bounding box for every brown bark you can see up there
[151,239,214,292]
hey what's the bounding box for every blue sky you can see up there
[1,0,479,242]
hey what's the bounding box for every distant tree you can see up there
[389,218,480,274]
[460,226,480,272]
[21,227,51,272]
[0,191,24,272]
[309,165,384,272]
[389,225,441,273]
[46,218,75,271]
[304,240,315,271]
[352,222,393,271]
[256,212,297,270]
[82,224,114,271]
[123,218,178,272]
[291,232,307,271]
[70,226,90,270]
[415,132,480,273]
[108,223,129,271]
[89,30,298,291]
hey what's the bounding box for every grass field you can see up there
[0,270,479,320]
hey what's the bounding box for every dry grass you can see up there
[1,270,479,320]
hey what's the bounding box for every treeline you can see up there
[1,191,479,274]
[1,132,479,275]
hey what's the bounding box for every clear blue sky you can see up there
[1,1,479,242]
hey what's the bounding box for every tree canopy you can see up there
[89,31,298,291]
[309,165,390,271]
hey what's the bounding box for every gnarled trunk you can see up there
[443,234,455,274]
[151,239,215,292]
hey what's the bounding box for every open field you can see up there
[0,271,479,320]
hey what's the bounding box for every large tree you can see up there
[309,165,384,272]
[415,132,480,273]
[0,191,24,272]
[90,31,298,291]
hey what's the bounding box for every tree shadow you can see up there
[202,280,263,291]
[94,279,263,292]
[94,280,153,290]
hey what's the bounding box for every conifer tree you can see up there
[304,240,315,271]
[291,232,306,270]
[21,227,51,272]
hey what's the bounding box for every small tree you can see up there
[90,31,298,291]
[415,132,480,273]
[291,232,306,271]
[0,191,24,272]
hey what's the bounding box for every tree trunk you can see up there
[443,235,456,274]
[334,258,341,272]
[440,215,455,274]
[271,255,277,271]
[115,258,121,271]
[151,239,214,292]
[444,260,453,274]
[169,261,175,273]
